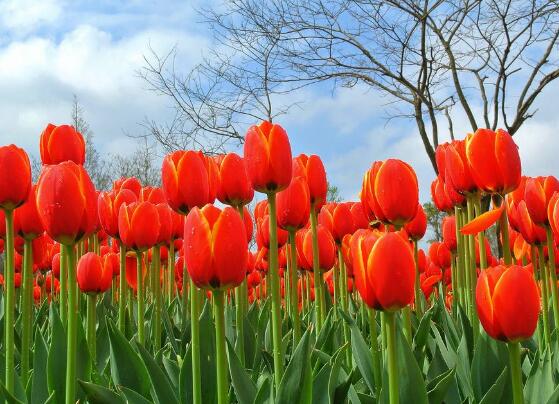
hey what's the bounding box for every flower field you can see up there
[0,122,556,404]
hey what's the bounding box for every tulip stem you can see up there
[118,243,126,333]
[537,244,551,348]
[213,290,229,404]
[545,226,559,334]
[455,207,466,313]
[310,207,324,330]
[508,342,524,404]
[267,191,284,390]
[153,246,162,350]
[21,238,33,386]
[474,195,488,270]
[3,210,15,394]
[500,206,512,265]
[466,195,479,340]
[385,311,399,404]
[288,230,301,346]
[338,248,352,368]
[60,244,68,325]
[368,308,381,394]
[136,251,145,345]
[64,244,77,404]
[413,241,423,317]
[235,206,246,364]
[190,277,202,404]
[168,239,175,305]
[87,293,97,362]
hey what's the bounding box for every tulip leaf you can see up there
[107,320,150,399]
[31,328,48,404]
[413,306,434,350]
[253,375,272,404]
[161,308,179,355]
[198,300,217,404]
[426,367,455,404]
[0,382,25,404]
[162,356,179,389]
[95,317,110,374]
[311,363,331,404]
[119,386,153,404]
[47,306,66,404]
[136,342,179,404]
[471,331,508,402]
[226,340,257,404]
[78,380,124,404]
[479,367,508,404]
[525,348,555,404]
[397,325,428,404]
[178,343,192,404]
[277,330,312,403]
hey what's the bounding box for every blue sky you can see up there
[1,0,558,204]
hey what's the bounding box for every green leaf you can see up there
[479,368,508,404]
[427,368,455,404]
[47,306,66,404]
[525,348,555,404]
[311,364,331,404]
[0,383,25,404]
[397,326,428,404]
[471,331,508,402]
[162,357,179,389]
[136,342,179,404]
[198,300,217,404]
[107,320,150,399]
[119,386,153,404]
[226,340,256,404]
[413,306,434,350]
[277,330,311,403]
[31,328,48,404]
[178,344,192,404]
[253,375,272,404]
[78,380,124,404]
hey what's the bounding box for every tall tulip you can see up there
[215,153,254,207]
[40,124,86,165]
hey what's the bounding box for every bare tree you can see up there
[110,138,161,187]
[143,0,559,172]
[71,96,113,190]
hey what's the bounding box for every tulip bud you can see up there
[118,201,160,251]
[293,154,327,210]
[40,124,85,165]
[77,252,113,294]
[276,176,311,232]
[404,204,427,241]
[0,145,32,211]
[215,153,254,207]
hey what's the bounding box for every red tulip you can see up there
[256,215,288,249]
[465,128,521,194]
[140,186,167,204]
[350,202,369,230]
[0,145,32,211]
[118,201,160,251]
[243,121,292,193]
[184,205,248,290]
[319,203,354,244]
[476,264,539,341]
[524,176,559,226]
[36,161,97,245]
[40,124,85,165]
[77,252,112,294]
[444,140,477,194]
[155,203,172,245]
[97,189,137,239]
[14,186,43,240]
[404,204,427,241]
[442,216,457,251]
[161,150,217,214]
[293,154,327,209]
[428,242,451,268]
[112,177,141,197]
[361,159,418,226]
[125,252,146,292]
[352,231,415,310]
[302,224,336,271]
[215,153,254,207]
[276,176,311,231]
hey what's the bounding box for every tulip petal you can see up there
[461,204,504,235]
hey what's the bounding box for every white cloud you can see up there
[0,0,62,37]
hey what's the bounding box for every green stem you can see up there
[455,207,466,312]
[153,246,162,350]
[136,251,145,345]
[368,308,381,394]
[402,308,412,344]
[538,244,551,348]
[413,241,423,316]
[64,244,77,404]
[234,285,245,365]
[385,311,399,404]
[60,244,67,325]
[168,239,175,305]
[190,277,202,404]
[182,268,189,329]
[474,195,488,270]
[466,195,479,339]
[21,238,33,386]
[508,342,524,404]
[87,293,97,362]
[310,207,324,330]
[213,290,229,404]
[545,226,559,332]
[339,248,352,368]
[267,192,284,389]
[500,205,512,265]
[4,210,15,393]
[288,230,301,346]
[118,242,126,333]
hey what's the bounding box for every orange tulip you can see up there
[118,201,160,251]
[404,204,427,241]
[276,176,311,231]
[243,121,292,193]
[14,186,43,240]
[524,176,559,226]
[361,159,418,226]
[97,189,137,239]
[184,205,248,290]
[0,145,32,211]
[77,252,112,294]
[39,124,85,165]
[112,177,141,197]
[442,215,457,251]
[302,224,336,271]
[352,231,415,311]
[476,264,539,341]
[36,161,97,245]
[215,153,254,207]
[319,202,354,244]
[465,128,521,194]
[443,140,477,194]
[293,154,327,209]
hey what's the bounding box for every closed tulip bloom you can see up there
[302,224,336,271]
[361,159,419,226]
[0,144,32,211]
[276,176,311,231]
[442,215,457,251]
[435,143,449,180]
[319,203,354,244]
[36,161,97,245]
[524,176,559,226]
[125,252,146,292]
[184,205,248,290]
[431,177,453,212]
[350,202,369,230]
[113,177,142,197]
[476,264,539,341]
[161,150,217,214]
[216,153,254,206]
[429,242,452,268]
[295,230,312,271]
[97,189,137,239]
[171,211,185,240]
[244,121,292,193]
[14,186,43,240]
[104,252,120,278]
[466,128,521,194]
[40,124,85,165]
[155,203,173,245]
[293,154,327,209]
[118,201,160,251]
[242,206,254,243]
[352,231,415,311]
[404,204,427,241]
[140,186,167,204]
[77,252,112,294]
[517,200,546,245]
[444,140,477,194]
[256,215,288,249]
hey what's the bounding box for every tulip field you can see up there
[0,122,557,404]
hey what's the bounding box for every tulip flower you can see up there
[302,225,336,272]
[404,204,427,241]
[113,177,141,197]
[465,128,521,194]
[77,252,112,294]
[293,154,327,210]
[0,144,32,211]
[118,202,160,252]
[276,176,311,232]
[361,159,419,226]
[40,124,85,165]
[442,216,457,251]
[443,140,477,194]
[97,189,137,239]
[140,186,167,204]
[215,153,254,207]
[319,202,355,244]
[14,186,43,240]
